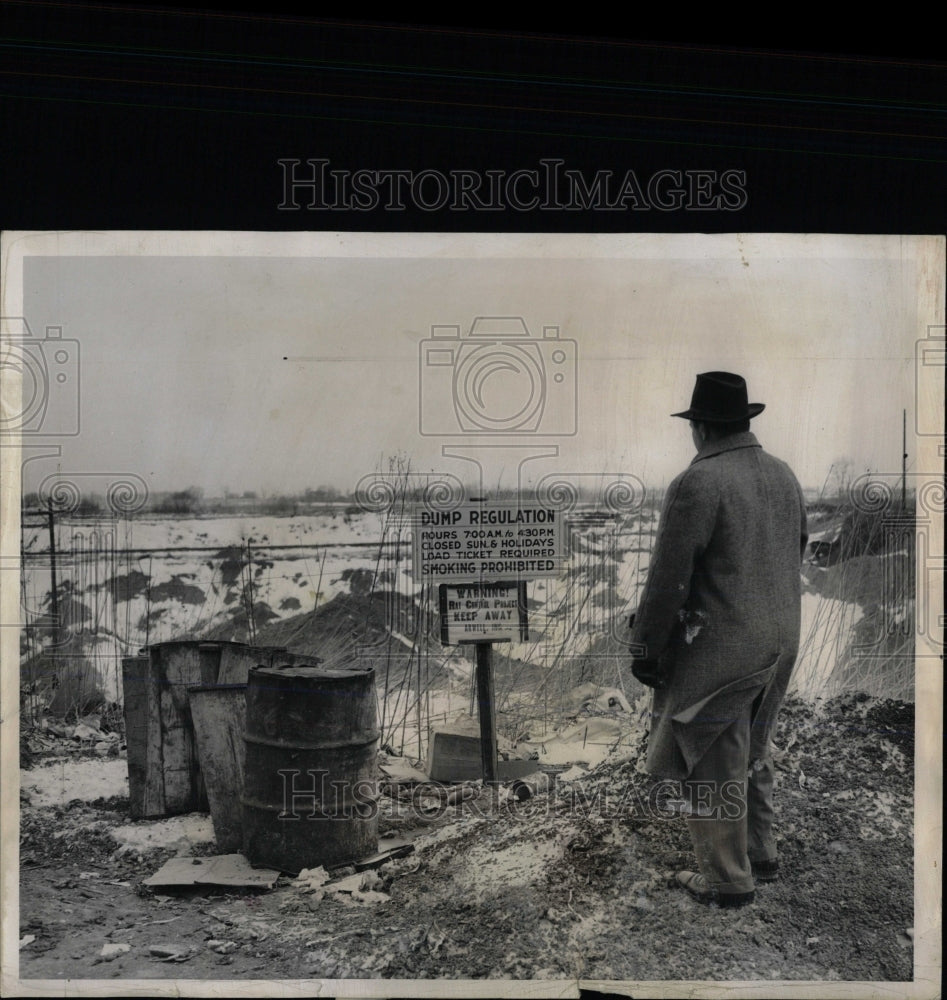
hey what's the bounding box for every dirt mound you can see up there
[17,689,914,983]
[252,591,422,667]
[101,570,151,603]
[149,575,206,605]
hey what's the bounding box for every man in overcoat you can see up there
[629,371,808,907]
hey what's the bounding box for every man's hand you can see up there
[631,657,667,690]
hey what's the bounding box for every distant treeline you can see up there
[21,486,355,518]
[21,482,670,518]
[20,484,916,523]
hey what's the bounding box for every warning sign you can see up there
[412,503,565,583]
[438,582,528,645]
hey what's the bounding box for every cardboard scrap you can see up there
[378,756,431,785]
[142,853,279,890]
[323,872,367,894]
[324,869,391,905]
[520,716,628,767]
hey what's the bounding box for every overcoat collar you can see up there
[690,430,762,465]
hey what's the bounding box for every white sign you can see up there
[412,503,565,583]
[438,582,528,644]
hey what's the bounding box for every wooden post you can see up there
[475,641,498,785]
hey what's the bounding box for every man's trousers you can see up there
[682,701,779,895]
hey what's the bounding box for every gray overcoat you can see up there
[630,431,808,779]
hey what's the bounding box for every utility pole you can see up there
[902,409,907,511]
[44,502,60,644]
[245,538,257,644]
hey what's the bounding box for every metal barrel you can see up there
[241,664,379,873]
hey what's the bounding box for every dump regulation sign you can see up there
[412,503,565,583]
[438,582,528,644]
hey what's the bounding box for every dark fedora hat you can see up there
[672,371,765,422]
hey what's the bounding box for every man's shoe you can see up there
[751,858,779,883]
[675,871,755,908]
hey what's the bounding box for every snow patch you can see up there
[111,813,216,853]
[21,758,128,808]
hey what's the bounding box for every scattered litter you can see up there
[324,868,389,904]
[99,942,130,962]
[94,734,120,756]
[414,784,481,812]
[347,889,391,906]
[353,843,415,871]
[446,785,478,806]
[207,940,237,954]
[19,935,36,949]
[426,925,447,955]
[563,683,632,716]
[379,756,431,785]
[426,718,528,782]
[44,720,74,739]
[521,717,628,769]
[143,854,279,890]
[323,872,366,894]
[294,866,330,893]
[510,772,553,801]
[378,856,422,881]
[149,944,192,962]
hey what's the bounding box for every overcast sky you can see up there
[5,232,941,500]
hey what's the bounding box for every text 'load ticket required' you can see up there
[412,504,566,583]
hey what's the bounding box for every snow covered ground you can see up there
[20,508,657,704]
[20,507,890,710]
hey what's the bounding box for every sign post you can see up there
[474,641,498,786]
[413,501,565,784]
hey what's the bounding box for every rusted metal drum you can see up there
[242,664,379,873]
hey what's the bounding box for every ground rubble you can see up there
[15,693,915,985]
